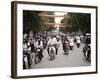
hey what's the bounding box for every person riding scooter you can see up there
[76,36,81,48]
[47,35,57,60]
[23,39,32,69]
[63,39,70,55]
[83,34,91,61]
[69,37,74,50]
[34,37,43,63]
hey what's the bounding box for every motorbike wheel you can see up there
[77,43,80,48]
[35,54,40,64]
[70,46,73,50]
[64,49,68,55]
[50,48,55,61]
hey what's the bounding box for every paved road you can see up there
[31,41,91,69]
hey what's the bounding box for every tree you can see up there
[23,11,55,34]
[23,10,42,34]
[61,13,91,33]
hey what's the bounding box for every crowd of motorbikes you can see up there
[23,31,91,69]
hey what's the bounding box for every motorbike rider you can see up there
[69,36,74,50]
[42,36,47,49]
[23,39,31,69]
[23,39,27,69]
[47,35,58,56]
[63,39,70,54]
[76,35,81,48]
[85,36,91,45]
[34,36,43,61]
[83,35,91,60]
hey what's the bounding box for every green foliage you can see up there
[23,10,42,33]
[47,11,54,15]
[47,12,54,23]
[61,13,91,33]
[23,11,55,34]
